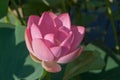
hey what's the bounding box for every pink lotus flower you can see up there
[25,12,85,73]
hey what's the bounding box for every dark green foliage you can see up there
[0,0,9,19]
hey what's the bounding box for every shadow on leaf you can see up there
[0,28,43,80]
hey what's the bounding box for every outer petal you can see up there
[27,15,39,28]
[30,53,41,63]
[25,29,33,53]
[57,13,71,29]
[30,23,42,39]
[57,47,82,64]
[42,61,61,73]
[71,26,85,51]
[38,12,56,35]
[32,39,54,61]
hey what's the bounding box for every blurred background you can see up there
[0,0,120,80]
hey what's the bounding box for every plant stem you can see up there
[10,0,24,25]
[40,69,51,80]
[106,0,120,53]
[46,72,51,80]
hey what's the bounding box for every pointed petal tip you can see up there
[77,26,86,34]
[38,11,56,35]
[57,13,71,29]
[27,15,39,28]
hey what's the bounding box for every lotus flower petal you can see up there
[42,61,61,73]
[44,33,55,44]
[30,23,42,39]
[55,27,69,43]
[71,26,85,51]
[57,47,82,64]
[32,39,54,61]
[54,18,63,28]
[57,13,71,29]
[30,53,41,63]
[25,29,33,53]
[27,15,39,28]
[50,46,62,58]
[48,12,57,19]
[38,12,56,35]
[60,31,74,49]
[44,39,55,48]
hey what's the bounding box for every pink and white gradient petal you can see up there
[30,23,43,39]
[32,39,54,61]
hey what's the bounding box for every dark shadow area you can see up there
[81,66,120,80]
[0,28,35,80]
[51,65,66,80]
